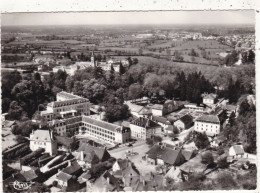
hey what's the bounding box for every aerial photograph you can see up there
[1,10,256,192]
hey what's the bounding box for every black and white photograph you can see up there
[1,7,257,192]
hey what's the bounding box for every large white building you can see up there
[130,117,162,140]
[194,114,220,136]
[79,116,131,144]
[29,130,57,156]
[41,91,90,121]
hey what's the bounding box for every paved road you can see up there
[109,140,146,154]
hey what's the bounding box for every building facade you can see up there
[29,130,57,156]
[194,114,220,136]
[79,116,131,144]
[130,117,162,140]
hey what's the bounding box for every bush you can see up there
[201,152,214,165]
[194,132,210,149]
[217,147,225,155]
[153,135,162,143]
[217,157,229,169]
[242,182,256,190]
[217,173,237,189]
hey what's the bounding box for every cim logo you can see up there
[9,180,34,191]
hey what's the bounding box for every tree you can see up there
[128,84,143,100]
[217,156,229,168]
[8,101,25,120]
[104,104,131,123]
[194,132,210,149]
[12,120,38,137]
[201,152,214,165]
[228,111,236,127]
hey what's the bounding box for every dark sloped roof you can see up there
[122,164,140,178]
[117,159,129,171]
[152,116,171,125]
[55,136,73,147]
[181,149,195,161]
[131,117,161,129]
[56,171,72,182]
[179,114,193,125]
[146,145,185,165]
[83,151,100,164]
[62,160,81,175]
[77,143,111,161]
[93,171,119,191]
[20,169,39,181]
[196,114,220,124]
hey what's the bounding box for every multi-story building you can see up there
[40,91,90,121]
[130,117,162,140]
[202,93,217,106]
[194,114,220,136]
[78,116,131,144]
[29,130,57,156]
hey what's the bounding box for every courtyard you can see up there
[108,139,157,175]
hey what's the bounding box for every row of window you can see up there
[197,127,218,133]
[82,124,115,136]
[34,141,46,145]
[196,123,218,128]
[53,100,88,108]
[81,129,115,141]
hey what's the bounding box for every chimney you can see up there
[68,160,71,167]
[50,130,53,140]
[80,151,84,161]
[107,177,110,184]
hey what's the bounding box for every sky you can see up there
[1,10,255,26]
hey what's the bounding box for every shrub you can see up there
[217,173,237,189]
[217,156,229,169]
[201,152,214,165]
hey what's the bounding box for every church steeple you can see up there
[91,51,95,67]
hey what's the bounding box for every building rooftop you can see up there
[146,145,185,165]
[82,116,121,132]
[77,142,111,162]
[147,104,164,110]
[202,93,217,100]
[230,145,245,155]
[179,114,193,125]
[30,130,53,142]
[196,114,220,124]
[131,117,160,129]
[57,91,83,100]
[152,116,171,125]
[125,102,145,113]
[56,171,72,182]
[62,160,82,175]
